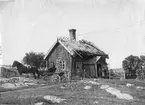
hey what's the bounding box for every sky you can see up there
[0,0,145,68]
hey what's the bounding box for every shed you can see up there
[44,29,109,81]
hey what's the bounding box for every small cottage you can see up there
[44,29,109,81]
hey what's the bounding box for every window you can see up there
[59,61,65,70]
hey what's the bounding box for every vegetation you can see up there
[136,55,145,80]
[122,55,145,80]
[22,51,45,68]
[1,79,145,105]
[109,69,124,79]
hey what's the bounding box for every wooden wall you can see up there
[46,43,72,81]
[71,56,83,79]
[71,56,97,78]
[83,57,97,78]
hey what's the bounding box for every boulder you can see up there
[2,83,16,89]
[84,85,92,90]
[126,83,134,87]
[136,86,144,89]
[43,95,66,104]
[35,102,44,105]
[100,85,133,100]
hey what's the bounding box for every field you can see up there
[0,78,145,105]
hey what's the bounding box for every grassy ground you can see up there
[0,79,145,105]
[0,78,53,92]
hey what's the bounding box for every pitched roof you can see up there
[44,37,108,60]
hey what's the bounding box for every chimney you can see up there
[69,29,76,41]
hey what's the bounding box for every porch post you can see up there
[70,56,74,82]
[95,63,98,78]
[95,56,101,78]
[46,61,48,70]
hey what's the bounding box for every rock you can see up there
[0,76,38,88]
[126,83,134,87]
[100,85,109,89]
[2,83,16,89]
[82,80,100,85]
[84,85,92,90]
[0,67,19,78]
[43,95,66,103]
[136,86,144,89]
[24,82,37,85]
[0,77,9,83]
[15,82,25,87]
[35,102,43,105]
[106,87,121,94]
[94,101,99,104]
[93,79,98,81]
[60,85,66,89]
[117,93,133,100]
[100,85,133,100]
[88,81,100,85]
[41,84,45,85]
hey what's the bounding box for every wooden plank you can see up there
[83,64,96,78]
[94,63,97,77]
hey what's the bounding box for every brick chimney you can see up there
[69,29,76,41]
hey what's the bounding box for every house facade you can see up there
[44,29,109,81]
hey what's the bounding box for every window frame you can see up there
[59,60,66,70]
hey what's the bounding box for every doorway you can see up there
[76,62,82,77]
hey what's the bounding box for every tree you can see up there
[122,55,140,79]
[22,51,45,68]
[136,55,145,80]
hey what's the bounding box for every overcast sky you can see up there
[0,0,145,68]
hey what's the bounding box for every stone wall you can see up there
[0,67,19,78]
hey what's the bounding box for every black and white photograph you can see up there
[0,0,145,105]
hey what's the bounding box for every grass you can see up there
[0,87,13,92]
[100,79,145,86]
[0,77,53,93]
[0,79,145,105]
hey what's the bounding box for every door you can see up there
[83,64,96,78]
[76,62,82,77]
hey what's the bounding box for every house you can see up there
[43,29,109,81]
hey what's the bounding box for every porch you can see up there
[71,55,109,80]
